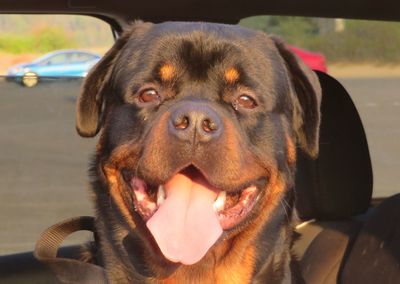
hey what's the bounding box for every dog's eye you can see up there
[138,89,159,103]
[234,95,258,110]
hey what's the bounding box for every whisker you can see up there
[280,200,290,223]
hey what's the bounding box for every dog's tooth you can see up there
[157,185,166,206]
[133,189,146,202]
[213,191,226,212]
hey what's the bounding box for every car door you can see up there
[66,52,100,77]
[33,53,72,76]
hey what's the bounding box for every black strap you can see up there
[34,216,108,284]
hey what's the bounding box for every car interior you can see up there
[0,1,399,283]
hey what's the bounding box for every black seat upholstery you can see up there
[294,72,400,284]
[293,71,373,283]
[299,220,362,284]
[341,194,400,284]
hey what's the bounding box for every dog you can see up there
[75,21,321,283]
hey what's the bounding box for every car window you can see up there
[0,15,113,255]
[240,16,400,199]
[42,53,68,65]
[69,52,97,63]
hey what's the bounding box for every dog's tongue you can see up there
[146,173,223,265]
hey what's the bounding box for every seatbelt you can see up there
[34,216,108,284]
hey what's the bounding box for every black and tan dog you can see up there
[76,21,321,283]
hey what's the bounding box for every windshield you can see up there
[0,15,399,256]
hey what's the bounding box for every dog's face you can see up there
[76,21,321,275]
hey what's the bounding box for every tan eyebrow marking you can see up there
[159,64,175,82]
[224,67,240,84]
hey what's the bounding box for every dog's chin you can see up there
[112,164,267,265]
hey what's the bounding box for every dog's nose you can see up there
[169,104,223,143]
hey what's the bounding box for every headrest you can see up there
[295,72,373,220]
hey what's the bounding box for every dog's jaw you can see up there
[99,158,293,283]
[119,165,263,265]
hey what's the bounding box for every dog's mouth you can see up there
[123,167,260,229]
[120,165,262,265]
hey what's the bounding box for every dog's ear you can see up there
[76,22,152,137]
[75,32,129,137]
[271,36,322,158]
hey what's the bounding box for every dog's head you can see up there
[76,22,321,269]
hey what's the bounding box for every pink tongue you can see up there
[146,173,223,265]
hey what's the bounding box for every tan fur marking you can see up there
[286,134,296,165]
[224,67,240,84]
[215,245,255,284]
[104,166,137,230]
[212,174,286,284]
[159,64,175,82]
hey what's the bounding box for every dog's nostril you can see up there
[174,116,189,130]
[202,119,218,133]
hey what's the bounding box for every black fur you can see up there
[76,21,321,283]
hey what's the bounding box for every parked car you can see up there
[288,45,328,73]
[6,49,101,87]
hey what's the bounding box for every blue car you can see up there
[7,49,101,87]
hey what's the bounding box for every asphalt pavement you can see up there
[0,79,94,254]
[0,75,399,255]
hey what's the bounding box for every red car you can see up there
[288,45,328,73]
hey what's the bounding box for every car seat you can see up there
[294,72,400,284]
